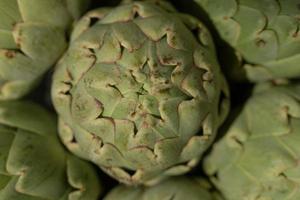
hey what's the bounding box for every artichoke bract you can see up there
[52,1,229,185]
[0,101,102,200]
[204,83,300,200]
[0,0,90,100]
[104,176,222,200]
[194,0,300,82]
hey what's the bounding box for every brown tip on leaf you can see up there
[292,31,298,38]
[130,111,136,117]
[162,55,173,64]
[282,105,289,113]
[5,50,16,59]
[255,38,266,47]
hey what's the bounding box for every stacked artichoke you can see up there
[0,0,299,199]
[52,0,229,186]
[0,101,102,199]
[194,0,300,82]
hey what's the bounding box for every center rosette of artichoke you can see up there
[72,38,210,141]
[52,2,228,185]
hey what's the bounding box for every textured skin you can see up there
[194,0,300,82]
[204,83,300,200]
[0,0,90,100]
[104,176,222,200]
[52,2,229,185]
[0,101,102,200]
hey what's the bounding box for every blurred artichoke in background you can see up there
[104,176,222,200]
[194,0,300,82]
[52,1,229,185]
[0,0,90,100]
[204,83,300,200]
[0,101,102,200]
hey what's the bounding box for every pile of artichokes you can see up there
[0,0,299,199]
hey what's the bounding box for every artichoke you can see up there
[0,101,102,200]
[52,1,229,185]
[204,83,300,200]
[104,176,222,200]
[0,0,90,100]
[194,0,300,82]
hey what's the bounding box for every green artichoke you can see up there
[104,176,222,200]
[204,83,300,200]
[0,101,102,200]
[194,0,300,82]
[0,0,90,100]
[52,1,229,185]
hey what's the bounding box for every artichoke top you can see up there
[52,1,229,185]
[204,83,300,200]
[0,101,102,200]
[104,176,222,200]
[0,0,90,100]
[195,0,300,82]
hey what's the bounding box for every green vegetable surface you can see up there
[1,0,298,199]
[204,83,300,200]
[104,176,222,200]
[0,101,102,200]
[0,0,90,100]
[52,1,229,185]
[194,0,300,82]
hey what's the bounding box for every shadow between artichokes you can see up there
[104,176,223,200]
[52,1,230,185]
[194,0,300,82]
[204,83,300,200]
[0,101,102,200]
[0,0,90,100]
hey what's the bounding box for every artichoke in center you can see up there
[52,1,229,185]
